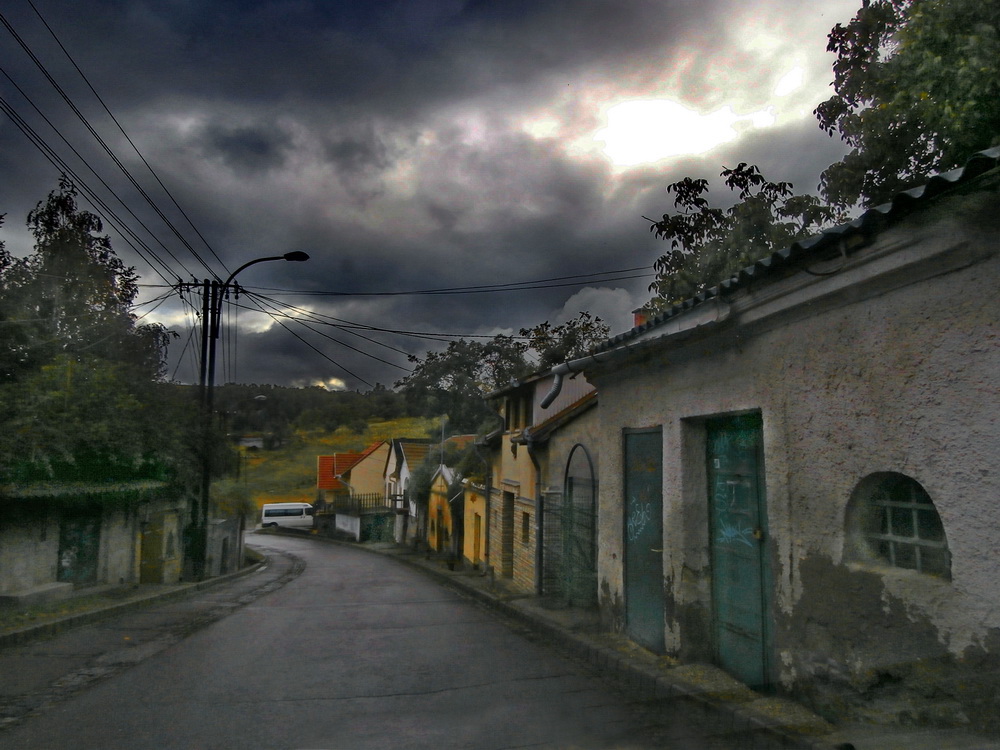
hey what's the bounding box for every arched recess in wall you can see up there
[844,472,951,579]
[562,444,598,606]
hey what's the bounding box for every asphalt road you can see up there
[0,533,744,749]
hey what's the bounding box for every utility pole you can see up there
[188,252,309,580]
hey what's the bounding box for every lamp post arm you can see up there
[222,255,286,291]
[211,256,283,340]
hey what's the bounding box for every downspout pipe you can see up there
[539,347,622,409]
[473,442,493,577]
[525,438,544,596]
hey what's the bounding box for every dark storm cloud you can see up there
[200,121,292,173]
[14,0,729,119]
[0,0,859,390]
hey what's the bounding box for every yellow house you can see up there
[463,482,487,570]
[426,465,459,555]
[485,370,597,596]
[345,441,390,496]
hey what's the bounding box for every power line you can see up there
[0,76,194,282]
[247,292,411,372]
[0,8,221,280]
[0,92,181,285]
[238,294,374,388]
[243,292,438,351]
[218,294,515,344]
[244,266,654,297]
[23,0,231,278]
[170,317,200,383]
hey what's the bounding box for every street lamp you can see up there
[192,251,310,580]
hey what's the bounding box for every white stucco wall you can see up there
[0,507,60,594]
[589,183,1000,690]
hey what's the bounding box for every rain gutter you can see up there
[539,298,731,409]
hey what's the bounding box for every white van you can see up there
[261,502,314,529]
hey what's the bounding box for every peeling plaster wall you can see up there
[540,407,599,492]
[100,507,139,585]
[0,505,60,594]
[589,185,1000,702]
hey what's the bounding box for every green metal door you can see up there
[624,428,664,653]
[57,510,101,586]
[707,414,770,687]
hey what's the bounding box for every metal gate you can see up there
[707,413,771,687]
[540,445,598,606]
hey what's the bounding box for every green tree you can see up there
[518,312,609,370]
[0,179,180,483]
[397,312,610,433]
[0,178,169,384]
[396,336,528,432]
[646,164,837,306]
[816,0,1000,208]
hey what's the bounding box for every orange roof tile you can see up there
[317,442,387,490]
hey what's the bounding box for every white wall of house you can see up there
[0,507,60,595]
[588,179,1000,703]
[335,513,361,540]
[0,490,188,603]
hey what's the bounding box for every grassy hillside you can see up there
[238,417,440,511]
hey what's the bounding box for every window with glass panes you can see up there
[864,474,950,578]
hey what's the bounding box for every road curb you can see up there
[290,530,853,750]
[0,552,269,650]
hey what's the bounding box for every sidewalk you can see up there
[0,547,271,649]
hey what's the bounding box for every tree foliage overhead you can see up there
[518,312,610,371]
[816,0,1000,208]
[395,335,529,433]
[647,164,837,306]
[396,312,609,433]
[647,0,999,307]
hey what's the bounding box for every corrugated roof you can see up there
[398,441,431,468]
[596,146,1000,353]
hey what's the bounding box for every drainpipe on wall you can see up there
[539,300,731,409]
[526,438,544,596]
[474,441,493,578]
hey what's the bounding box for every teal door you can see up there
[57,511,101,586]
[624,428,664,653]
[708,414,770,687]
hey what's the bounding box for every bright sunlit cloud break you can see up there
[594,99,776,167]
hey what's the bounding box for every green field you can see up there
[237,417,439,511]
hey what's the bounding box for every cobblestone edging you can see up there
[0,546,290,651]
[0,547,306,733]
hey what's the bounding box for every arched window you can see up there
[845,473,950,579]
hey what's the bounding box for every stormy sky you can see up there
[0,0,858,391]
